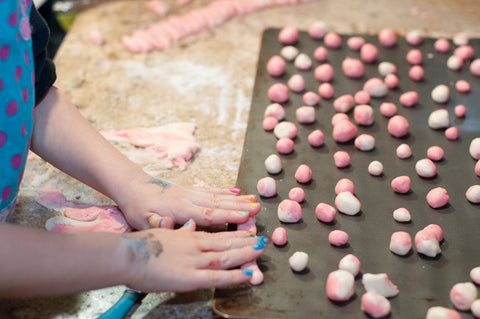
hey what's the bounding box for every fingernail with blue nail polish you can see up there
[184,218,193,226]
[242,269,253,276]
[158,217,164,227]
[239,210,249,216]
[257,236,268,245]
[252,242,264,250]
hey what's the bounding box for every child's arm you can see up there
[31,87,260,230]
[0,222,263,298]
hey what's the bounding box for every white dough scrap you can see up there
[362,273,399,298]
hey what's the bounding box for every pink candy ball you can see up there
[354,134,376,152]
[391,176,411,194]
[314,63,334,82]
[332,120,358,143]
[399,91,419,107]
[328,230,349,246]
[454,45,475,61]
[263,117,278,131]
[415,158,437,178]
[331,113,349,126]
[303,91,320,105]
[333,94,355,113]
[347,36,365,51]
[388,115,409,137]
[264,103,285,120]
[278,26,298,45]
[342,57,364,78]
[313,46,329,62]
[257,177,277,197]
[360,43,378,63]
[324,31,342,48]
[277,199,302,223]
[406,30,423,46]
[308,129,325,147]
[384,73,399,89]
[318,82,334,99]
[470,59,480,76]
[361,292,391,318]
[295,164,313,183]
[354,90,371,105]
[276,137,294,154]
[334,151,351,168]
[308,21,327,39]
[289,187,305,203]
[409,65,424,81]
[380,102,397,117]
[406,49,422,65]
[445,127,459,140]
[268,83,289,103]
[455,80,470,93]
[427,146,444,161]
[266,55,286,77]
[378,28,397,47]
[434,38,450,53]
[354,104,374,126]
[335,178,355,195]
[475,160,480,177]
[454,104,467,118]
[315,203,336,223]
[296,106,316,124]
[363,78,387,98]
[272,227,288,246]
[288,74,306,92]
[426,187,449,208]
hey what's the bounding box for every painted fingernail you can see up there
[249,202,259,208]
[244,195,256,202]
[242,269,253,276]
[247,231,256,237]
[158,217,164,228]
[184,218,194,226]
[238,210,249,216]
[252,242,265,250]
[257,236,268,245]
[229,188,241,195]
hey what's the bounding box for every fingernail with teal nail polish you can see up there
[239,210,249,216]
[184,218,193,226]
[158,217,164,227]
[252,242,264,250]
[242,269,253,276]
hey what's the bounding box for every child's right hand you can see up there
[120,223,267,292]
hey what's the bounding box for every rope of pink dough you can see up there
[122,0,314,53]
[237,216,264,285]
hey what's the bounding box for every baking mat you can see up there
[213,28,480,318]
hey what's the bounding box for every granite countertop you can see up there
[1,0,479,318]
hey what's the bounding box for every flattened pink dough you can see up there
[329,230,349,246]
[426,187,449,208]
[295,164,313,183]
[333,151,351,168]
[391,176,411,194]
[326,270,355,301]
[315,203,336,223]
[335,178,355,195]
[272,227,288,246]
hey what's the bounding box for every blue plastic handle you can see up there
[97,289,144,319]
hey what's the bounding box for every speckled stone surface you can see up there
[2,0,479,318]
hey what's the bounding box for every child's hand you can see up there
[121,222,267,292]
[118,177,261,230]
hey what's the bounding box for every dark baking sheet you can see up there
[213,28,480,318]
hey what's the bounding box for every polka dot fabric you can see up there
[0,0,34,221]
